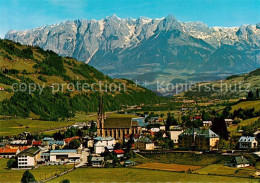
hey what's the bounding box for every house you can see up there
[134,136,154,150]
[124,134,140,143]
[18,132,32,139]
[125,160,136,167]
[230,156,250,168]
[0,87,4,91]
[83,136,94,148]
[94,141,105,154]
[169,126,183,144]
[91,157,105,167]
[159,126,166,131]
[17,147,41,169]
[150,127,160,132]
[238,136,258,149]
[203,121,212,127]
[178,128,219,151]
[113,150,125,158]
[225,119,233,126]
[94,137,116,147]
[8,140,32,149]
[71,122,86,129]
[32,141,42,147]
[0,147,20,158]
[93,137,116,154]
[47,141,65,150]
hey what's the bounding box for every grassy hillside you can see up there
[0,39,166,120]
[183,68,260,99]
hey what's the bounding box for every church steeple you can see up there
[97,95,105,137]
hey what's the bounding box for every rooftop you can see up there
[43,137,54,141]
[137,136,153,143]
[94,137,115,141]
[104,118,138,129]
[18,147,40,157]
[50,149,77,153]
[0,147,18,154]
[238,136,256,142]
[91,157,104,161]
[64,136,79,143]
[47,141,64,146]
[114,149,125,154]
[180,128,219,138]
[233,156,250,165]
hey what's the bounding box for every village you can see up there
[0,96,260,183]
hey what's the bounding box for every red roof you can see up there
[33,141,42,146]
[64,136,79,143]
[0,147,18,154]
[19,147,28,151]
[114,150,125,154]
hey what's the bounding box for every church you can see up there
[96,97,141,140]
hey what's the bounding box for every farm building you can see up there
[230,156,250,168]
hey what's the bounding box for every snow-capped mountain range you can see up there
[5,14,260,92]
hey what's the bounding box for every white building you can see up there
[0,147,19,158]
[231,156,250,168]
[150,128,160,132]
[159,126,166,131]
[238,136,258,149]
[94,141,106,154]
[169,126,183,144]
[93,137,116,154]
[71,122,86,129]
[203,121,212,127]
[17,147,41,169]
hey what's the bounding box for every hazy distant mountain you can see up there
[5,14,260,93]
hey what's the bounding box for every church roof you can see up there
[104,118,136,129]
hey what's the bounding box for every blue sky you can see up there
[1,0,260,38]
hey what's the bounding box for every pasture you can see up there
[194,164,256,178]
[0,112,97,136]
[0,158,74,183]
[48,167,257,183]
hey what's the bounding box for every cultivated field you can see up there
[232,100,260,111]
[0,158,74,183]
[229,116,260,136]
[135,162,201,172]
[48,167,257,183]
[143,153,231,166]
[194,164,256,178]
